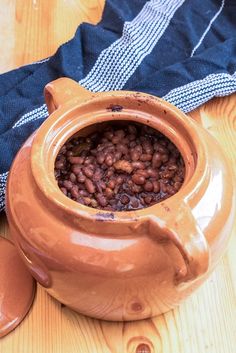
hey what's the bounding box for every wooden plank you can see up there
[0,0,15,73]
[0,1,235,352]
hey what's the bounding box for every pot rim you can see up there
[30,91,209,224]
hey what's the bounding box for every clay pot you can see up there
[6,78,235,321]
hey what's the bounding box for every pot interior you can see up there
[54,120,187,212]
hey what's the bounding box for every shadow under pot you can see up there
[6,77,235,321]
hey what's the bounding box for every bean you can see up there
[134,145,142,154]
[85,179,95,193]
[116,176,124,184]
[168,164,178,171]
[71,186,79,198]
[90,150,97,157]
[55,160,65,169]
[97,153,105,164]
[129,141,136,148]
[128,134,136,141]
[115,130,125,138]
[132,184,142,193]
[104,131,114,140]
[140,154,152,162]
[79,190,89,197]
[69,173,77,183]
[173,175,183,182]
[120,195,130,205]
[60,145,67,154]
[131,151,140,162]
[108,180,116,189]
[132,161,145,170]
[166,185,176,195]
[104,206,115,211]
[128,125,137,134]
[144,196,153,204]
[131,199,139,208]
[72,164,82,175]
[174,181,182,191]
[105,154,114,167]
[117,144,128,155]
[160,181,167,193]
[84,157,95,166]
[144,181,153,192]
[60,187,67,195]
[158,146,168,154]
[132,174,146,185]
[77,197,85,205]
[90,199,98,208]
[83,197,92,206]
[114,151,122,161]
[100,181,107,190]
[66,150,73,157]
[112,136,121,144]
[83,166,94,178]
[114,184,121,194]
[152,181,160,193]
[95,180,105,193]
[147,168,158,178]
[93,169,102,182]
[96,194,108,207]
[107,168,114,178]
[68,156,84,164]
[136,169,149,178]
[63,180,73,190]
[105,188,114,199]
[122,137,129,144]
[55,170,60,178]
[161,154,169,163]
[152,152,162,168]
[142,142,153,154]
[77,173,86,183]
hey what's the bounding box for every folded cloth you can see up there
[1,0,236,211]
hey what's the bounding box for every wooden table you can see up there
[0,1,235,352]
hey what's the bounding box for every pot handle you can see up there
[149,200,209,286]
[44,77,93,114]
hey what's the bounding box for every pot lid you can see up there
[0,236,35,338]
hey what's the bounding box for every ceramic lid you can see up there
[0,237,35,338]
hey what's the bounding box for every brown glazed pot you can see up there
[6,78,235,321]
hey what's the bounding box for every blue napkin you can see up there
[1,0,236,211]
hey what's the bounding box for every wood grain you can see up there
[0,1,235,353]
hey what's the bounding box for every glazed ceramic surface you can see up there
[6,78,235,321]
[0,237,35,337]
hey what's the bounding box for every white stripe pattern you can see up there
[79,0,185,91]
[163,71,236,112]
[13,104,48,128]
[190,0,225,57]
[0,172,8,211]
